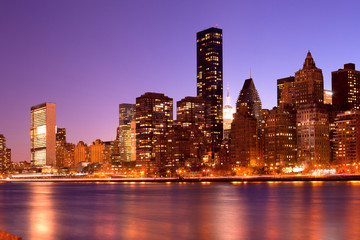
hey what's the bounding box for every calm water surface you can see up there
[0,181,359,240]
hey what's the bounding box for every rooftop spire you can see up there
[225,83,231,106]
[303,50,316,69]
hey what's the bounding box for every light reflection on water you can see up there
[0,182,359,240]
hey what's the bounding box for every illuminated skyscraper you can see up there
[135,92,173,172]
[197,27,223,150]
[294,53,330,166]
[30,103,56,166]
[294,51,324,106]
[115,103,135,162]
[223,85,235,139]
[324,90,333,105]
[332,63,360,111]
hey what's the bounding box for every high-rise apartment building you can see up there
[135,92,173,172]
[332,110,360,167]
[74,141,89,165]
[324,90,333,105]
[30,103,56,166]
[332,63,360,111]
[0,134,11,172]
[174,96,211,165]
[197,27,223,149]
[263,107,297,170]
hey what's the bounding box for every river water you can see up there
[0,181,359,240]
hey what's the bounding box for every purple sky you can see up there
[1,0,360,162]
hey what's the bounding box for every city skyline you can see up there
[1,1,360,162]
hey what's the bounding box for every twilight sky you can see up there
[1,0,360,162]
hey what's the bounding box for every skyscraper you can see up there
[236,78,262,131]
[277,76,295,106]
[332,63,360,111]
[223,84,235,139]
[116,103,135,162]
[30,103,56,166]
[294,52,330,166]
[294,51,324,106]
[197,27,223,149]
[135,92,173,173]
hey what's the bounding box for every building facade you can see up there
[263,107,297,171]
[277,76,295,106]
[197,27,223,150]
[135,92,173,172]
[332,110,360,167]
[30,103,56,166]
[332,63,360,111]
[0,134,11,172]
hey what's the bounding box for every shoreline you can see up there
[2,174,360,183]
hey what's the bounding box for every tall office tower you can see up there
[263,107,297,171]
[0,134,11,172]
[332,110,360,168]
[223,85,235,139]
[197,27,223,149]
[236,78,262,131]
[135,92,173,172]
[296,104,330,166]
[119,104,135,125]
[294,51,324,106]
[332,63,360,111]
[30,103,56,166]
[74,141,89,165]
[174,96,211,165]
[116,104,135,162]
[230,105,260,167]
[277,76,295,106]
[55,127,66,167]
[324,90,333,105]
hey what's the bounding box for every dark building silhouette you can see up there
[332,63,360,111]
[277,76,295,106]
[197,27,223,149]
[230,105,260,167]
[236,78,262,131]
[135,92,173,174]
